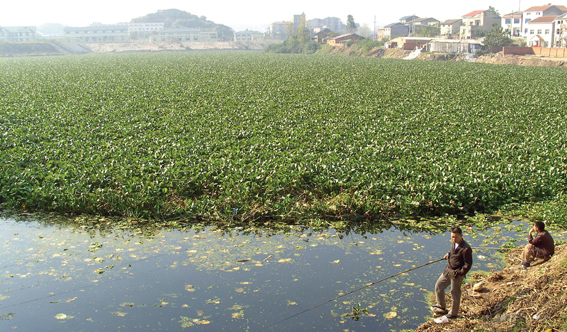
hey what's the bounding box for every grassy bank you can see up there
[1,53,566,222]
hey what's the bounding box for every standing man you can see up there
[521,221,554,268]
[431,227,473,319]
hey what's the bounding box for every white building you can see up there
[307,17,346,34]
[234,30,264,41]
[64,25,129,43]
[0,26,37,41]
[151,28,218,43]
[526,16,558,47]
[557,13,567,47]
[502,12,522,37]
[128,23,164,33]
[270,21,291,40]
[522,5,567,36]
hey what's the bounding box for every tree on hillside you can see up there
[346,15,357,33]
[483,24,512,51]
[296,13,311,44]
[131,9,234,41]
[358,23,371,38]
[488,6,500,15]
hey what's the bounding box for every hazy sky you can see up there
[2,0,548,31]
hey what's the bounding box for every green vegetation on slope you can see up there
[131,9,234,41]
[0,53,566,222]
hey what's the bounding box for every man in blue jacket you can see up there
[431,227,473,319]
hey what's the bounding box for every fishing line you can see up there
[261,245,521,330]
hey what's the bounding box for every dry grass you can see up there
[416,245,567,332]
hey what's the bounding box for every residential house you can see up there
[556,12,567,47]
[522,4,567,36]
[234,30,264,41]
[526,16,559,47]
[460,9,501,39]
[501,12,522,37]
[270,21,291,40]
[400,15,419,24]
[326,33,363,46]
[440,19,462,36]
[430,39,482,53]
[64,24,129,43]
[377,23,409,40]
[307,17,346,34]
[0,26,38,41]
[152,28,218,43]
[413,18,440,26]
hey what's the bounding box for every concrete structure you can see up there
[234,30,264,41]
[377,22,409,40]
[64,24,129,43]
[526,16,559,47]
[307,17,345,34]
[152,28,218,43]
[502,12,523,37]
[270,21,291,40]
[430,39,482,53]
[128,23,164,33]
[326,33,363,46]
[386,37,432,49]
[440,19,462,36]
[0,26,38,41]
[460,9,501,39]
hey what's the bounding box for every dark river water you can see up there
[0,217,564,331]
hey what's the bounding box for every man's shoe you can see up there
[430,305,448,315]
[446,314,458,319]
[521,262,530,268]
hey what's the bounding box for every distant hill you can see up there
[37,23,66,36]
[131,9,234,41]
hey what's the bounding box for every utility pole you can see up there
[374,15,377,40]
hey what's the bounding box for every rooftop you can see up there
[524,5,567,12]
[527,15,561,23]
[442,19,462,25]
[463,10,487,18]
[502,11,523,18]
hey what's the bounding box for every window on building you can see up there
[545,29,550,34]
[530,29,534,34]
[558,29,561,34]
[536,12,541,15]
[475,20,480,26]
[525,28,528,33]
[514,18,520,24]
[505,18,511,24]
[525,18,531,23]
[526,12,531,15]
[537,29,542,34]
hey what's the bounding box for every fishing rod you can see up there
[262,245,521,330]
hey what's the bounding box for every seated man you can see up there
[521,221,554,268]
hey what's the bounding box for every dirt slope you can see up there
[416,245,567,332]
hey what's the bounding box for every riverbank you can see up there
[416,244,567,331]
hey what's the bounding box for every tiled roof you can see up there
[463,10,486,18]
[527,15,560,23]
[384,22,406,27]
[442,19,462,25]
[525,5,567,12]
[502,11,522,18]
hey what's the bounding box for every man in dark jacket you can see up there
[431,227,473,319]
[521,221,554,268]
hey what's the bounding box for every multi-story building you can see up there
[460,9,501,39]
[556,13,567,47]
[522,5,567,36]
[502,12,523,37]
[307,17,346,34]
[0,26,38,41]
[152,28,218,43]
[526,16,559,47]
[234,30,264,41]
[64,24,129,43]
[270,21,291,40]
[377,23,409,40]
